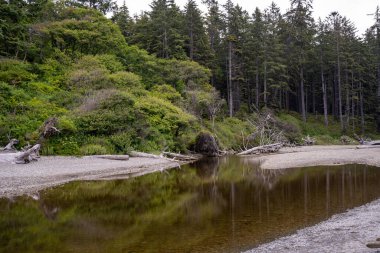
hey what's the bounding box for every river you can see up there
[1,156,379,253]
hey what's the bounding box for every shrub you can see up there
[80,144,108,155]
[151,84,182,104]
[0,59,36,85]
[58,116,77,133]
[109,132,133,154]
[53,137,80,155]
[109,71,143,89]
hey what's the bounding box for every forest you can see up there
[1,0,380,155]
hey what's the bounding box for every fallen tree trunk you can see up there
[162,152,198,161]
[238,143,283,156]
[361,140,380,145]
[129,151,162,159]
[14,144,41,164]
[356,145,380,149]
[93,155,129,161]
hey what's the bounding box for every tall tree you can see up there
[112,1,133,42]
[184,0,212,66]
[145,0,186,59]
[286,0,315,122]
[203,0,224,89]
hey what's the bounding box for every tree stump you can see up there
[194,132,220,156]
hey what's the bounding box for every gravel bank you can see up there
[252,145,380,170]
[245,198,380,253]
[246,145,380,253]
[0,156,181,198]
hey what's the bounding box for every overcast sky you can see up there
[120,0,380,36]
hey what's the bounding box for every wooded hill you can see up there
[0,0,379,155]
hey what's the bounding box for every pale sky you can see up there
[120,0,380,36]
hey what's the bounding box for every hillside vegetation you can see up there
[0,1,379,155]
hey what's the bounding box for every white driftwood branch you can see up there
[14,144,41,164]
[238,143,283,156]
[162,152,198,161]
[92,155,130,161]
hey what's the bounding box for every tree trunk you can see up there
[344,68,350,132]
[321,65,328,126]
[300,65,306,122]
[351,71,355,131]
[337,38,343,130]
[264,61,267,107]
[228,41,233,117]
[255,57,260,108]
[377,53,380,132]
[359,81,365,134]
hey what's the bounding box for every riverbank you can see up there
[252,145,380,170]
[1,145,380,198]
[246,145,380,253]
[246,198,380,253]
[0,156,181,198]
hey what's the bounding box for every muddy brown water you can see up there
[1,156,380,253]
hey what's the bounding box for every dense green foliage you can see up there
[0,0,379,155]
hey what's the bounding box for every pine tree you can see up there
[286,0,315,122]
[184,0,212,66]
[112,1,133,42]
[203,0,225,89]
[149,0,186,59]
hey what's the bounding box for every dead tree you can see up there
[240,112,286,154]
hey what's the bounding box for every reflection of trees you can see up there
[194,157,220,179]
[0,162,379,253]
[249,168,286,190]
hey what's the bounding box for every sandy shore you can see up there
[252,145,380,170]
[246,145,380,253]
[246,198,380,253]
[0,156,181,198]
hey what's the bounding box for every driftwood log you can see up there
[92,155,130,161]
[0,139,19,152]
[238,143,283,156]
[14,144,41,164]
[302,135,315,146]
[361,140,380,145]
[129,151,162,159]
[162,152,198,161]
[130,151,198,162]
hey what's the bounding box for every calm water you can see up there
[1,157,380,253]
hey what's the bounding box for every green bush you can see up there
[151,84,182,104]
[58,116,77,133]
[0,59,36,85]
[53,137,80,155]
[80,144,108,155]
[109,71,143,89]
[109,132,133,154]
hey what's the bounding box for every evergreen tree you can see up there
[149,0,186,59]
[184,0,212,66]
[285,0,315,122]
[112,1,133,42]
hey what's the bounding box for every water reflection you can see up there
[1,157,380,253]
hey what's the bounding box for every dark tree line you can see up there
[111,0,380,133]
